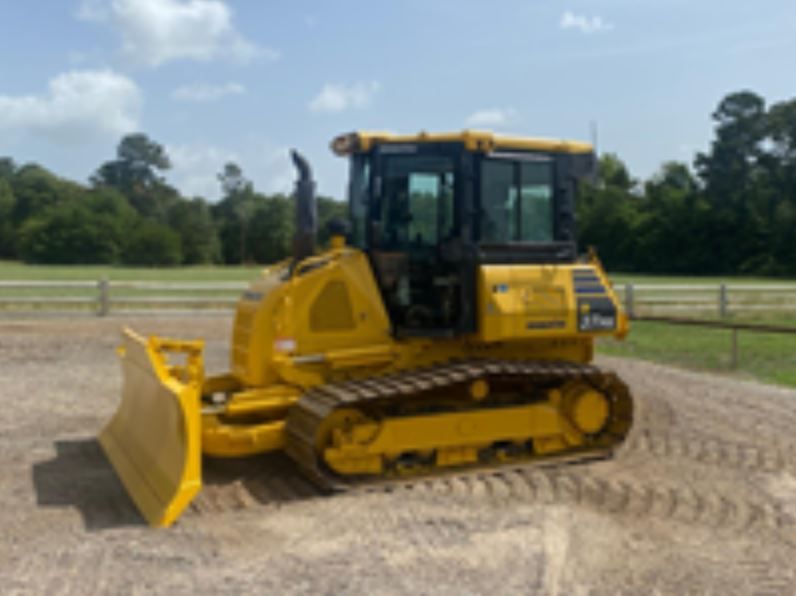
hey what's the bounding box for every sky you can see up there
[0,0,794,201]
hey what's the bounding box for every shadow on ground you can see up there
[32,439,145,531]
[32,439,326,530]
[198,452,326,511]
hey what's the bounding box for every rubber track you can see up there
[283,359,633,490]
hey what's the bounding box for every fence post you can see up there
[624,283,635,318]
[97,277,110,317]
[719,283,728,319]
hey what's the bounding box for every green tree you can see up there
[0,179,16,257]
[577,154,641,272]
[92,133,177,219]
[123,220,182,266]
[0,157,16,180]
[247,195,294,263]
[18,202,124,264]
[167,198,221,264]
[218,162,251,196]
[11,164,81,227]
[634,162,711,273]
[214,163,257,263]
[763,98,796,275]
[695,91,769,273]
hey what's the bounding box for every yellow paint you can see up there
[202,416,285,458]
[469,379,490,401]
[99,329,203,528]
[322,397,584,476]
[331,130,593,156]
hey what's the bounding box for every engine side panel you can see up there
[477,262,627,343]
[231,250,394,388]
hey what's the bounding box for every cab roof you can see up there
[331,130,593,156]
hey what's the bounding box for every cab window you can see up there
[349,154,370,248]
[480,157,554,243]
[380,155,454,249]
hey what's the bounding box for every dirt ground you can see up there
[2,316,796,595]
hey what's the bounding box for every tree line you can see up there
[0,134,345,266]
[0,89,794,273]
[578,90,796,276]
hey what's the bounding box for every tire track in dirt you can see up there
[447,467,794,538]
[188,453,324,516]
[622,428,793,475]
[612,359,796,447]
[180,427,794,546]
[736,560,795,596]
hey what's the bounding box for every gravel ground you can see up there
[2,316,796,595]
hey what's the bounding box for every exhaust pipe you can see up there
[290,149,317,263]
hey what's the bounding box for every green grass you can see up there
[611,273,796,285]
[3,261,794,285]
[599,320,796,388]
[0,260,262,282]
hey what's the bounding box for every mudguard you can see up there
[99,328,203,527]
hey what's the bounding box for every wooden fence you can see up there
[1,279,795,318]
[616,283,796,319]
[0,279,247,316]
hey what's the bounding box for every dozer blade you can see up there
[99,328,204,528]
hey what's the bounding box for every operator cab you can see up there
[333,131,595,338]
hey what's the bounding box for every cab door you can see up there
[368,143,466,336]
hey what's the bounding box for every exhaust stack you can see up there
[290,149,316,263]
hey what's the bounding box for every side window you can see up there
[349,155,370,248]
[408,173,440,245]
[480,157,554,243]
[480,160,517,243]
[519,162,553,242]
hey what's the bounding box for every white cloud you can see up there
[308,81,380,114]
[465,108,517,128]
[167,144,239,198]
[0,69,141,143]
[76,0,109,21]
[171,82,245,102]
[560,11,614,34]
[78,0,278,67]
[166,143,294,199]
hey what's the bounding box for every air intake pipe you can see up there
[290,149,317,264]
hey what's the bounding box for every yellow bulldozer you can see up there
[100,130,633,527]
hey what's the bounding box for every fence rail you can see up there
[1,279,796,318]
[0,278,248,316]
[616,282,796,319]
